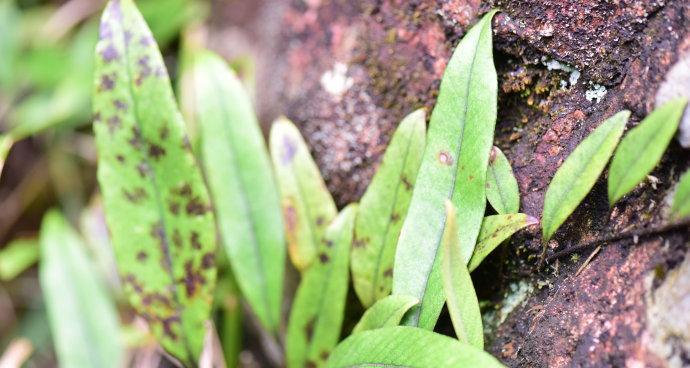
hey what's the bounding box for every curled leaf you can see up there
[352,295,419,334]
[351,109,426,308]
[93,0,217,363]
[393,10,498,329]
[185,50,284,333]
[326,326,505,368]
[286,205,357,368]
[542,111,629,241]
[670,169,690,221]
[39,210,123,368]
[486,146,520,214]
[441,201,482,348]
[608,98,687,204]
[468,213,539,272]
[270,117,337,271]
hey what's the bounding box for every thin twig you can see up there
[575,245,601,276]
[545,218,690,264]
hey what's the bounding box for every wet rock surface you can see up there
[209,0,690,366]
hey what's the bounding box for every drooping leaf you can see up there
[286,205,356,368]
[326,326,505,368]
[440,201,482,348]
[270,117,338,271]
[93,0,217,363]
[486,146,520,214]
[392,10,498,329]
[468,213,538,272]
[608,98,688,204]
[186,50,284,333]
[670,169,690,221]
[0,238,39,281]
[215,275,242,368]
[542,111,629,241]
[351,109,426,308]
[352,295,419,334]
[39,210,123,368]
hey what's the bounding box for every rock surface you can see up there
[209,0,690,366]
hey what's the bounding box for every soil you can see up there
[206,0,690,366]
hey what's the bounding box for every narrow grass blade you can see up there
[93,0,217,363]
[468,213,539,272]
[286,205,356,368]
[39,210,123,368]
[393,10,498,329]
[270,117,338,271]
[326,326,505,368]
[670,169,690,221]
[542,111,629,241]
[486,146,520,214]
[608,98,687,204]
[351,109,426,308]
[186,50,284,333]
[352,295,419,334]
[440,201,482,348]
[0,238,39,281]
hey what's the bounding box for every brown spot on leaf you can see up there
[116,154,125,163]
[161,316,180,341]
[384,268,393,277]
[284,205,297,232]
[107,116,121,133]
[306,362,317,368]
[186,197,209,216]
[113,99,127,111]
[123,187,147,203]
[100,74,115,91]
[322,238,333,247]
[128,126,143,149]
[353,237,369,248]
[190,231,202,250]
[320,351,330,361]
[169,202,180,215]
[281,135,297,164]
[123,273,143,294]
[172,229,183,249]
[182,260,206,297]
[319,252,329,263]
[316,216,325,226]
[401,174,413,191]
[201,253,215,270]
[148,143,166,160]
[468,175,475,181]
[101,44,119,63]
[140,36,153,46]
[150,222,171,271]
[159,126,169,140]
[175,183,192,197]
[136,251,148,262]
[438,151,453,166]
[305,317,316,342]
[390,212,400,223]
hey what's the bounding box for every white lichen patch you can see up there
[482,280,535,336]
[655,49,690,148]
[542,57,580,88]
[585,84,607,103]
[643,251,690,367]
[320,62,353,98]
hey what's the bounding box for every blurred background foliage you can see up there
[0,0,257,366]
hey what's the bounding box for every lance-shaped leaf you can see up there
[468,213,539,272]
[0,237,39,281]
[286,205,356,368]
[608,98,687,204]
[542,111,629,241]
[352,295,419,334]
[93,0,217,363]
[326,326,505,368]
[185,51,284,333]
[670,169,690,221]
[440,201,482,348]
[39,210,123,368]
[486,146,520,214]
[392,10,498,329]
[351,109,426,308]
[270,117,338,271]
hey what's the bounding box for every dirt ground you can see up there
[207,0,690,366]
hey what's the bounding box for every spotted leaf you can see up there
[286,205,356,368]
[351,109,426,308]
[270,117,338,271]
[326,327,505,368]
[392,10,498,329]
[542,111,629,241]
[485,146,520,214]
[184,51,284,333]
[93,0,217,364]
[468,213,538,272]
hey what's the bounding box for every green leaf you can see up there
[486,146,520,214]
[468,213,539,272]
[326,326,505,368]
[93,0,217,364]
[0,237,39,281]
[440,201,482,348]
[392,10,498,329]
[351,109,426,308]
[39,210,123,368]
[542,110,629,241]
[352,295,419,334]
[0,134,12,177]
[286,205,357,368]
[270,117,338,271]
[215,275,242,368]
[186,50,284,333]
[670,169,690,221]
[138,0,207,48]
[608,98,688,204]
[0,0,19,91]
